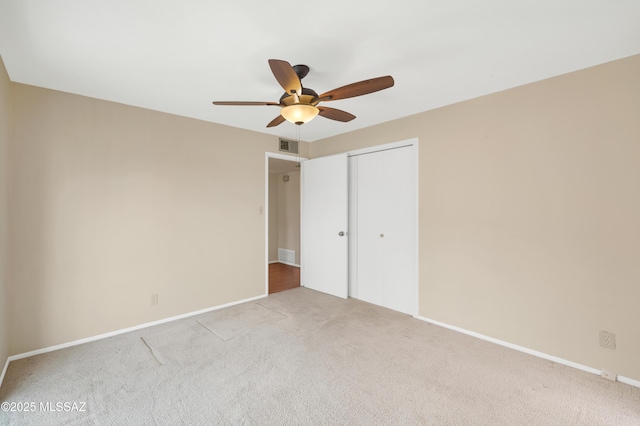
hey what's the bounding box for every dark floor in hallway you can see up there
[269,262,300,294]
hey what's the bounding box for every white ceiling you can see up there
[1,1,639,142]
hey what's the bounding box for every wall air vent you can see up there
[279,138,299,154]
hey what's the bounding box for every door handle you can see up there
[380,233,384,238]
[339,231,345,236]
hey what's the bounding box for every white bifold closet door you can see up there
[350,146,416,314]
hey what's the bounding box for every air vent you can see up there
[279,138,298,154]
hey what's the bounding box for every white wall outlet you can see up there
[151,293,158,305]
[601,370,617,381]
[599,331,615,349]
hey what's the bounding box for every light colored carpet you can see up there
[1,287,639,425]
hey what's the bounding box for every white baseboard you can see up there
[415,315,640,389]
[4,301,637,390]
[0,293,267,388]
[618,375,640,388]
[0,355,9,391]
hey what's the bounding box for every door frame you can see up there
[264,152,308,296]
[347,138,419,316]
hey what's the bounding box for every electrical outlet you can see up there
[601,370,617,381]
[151,293,158,306]
[599,331,615,349]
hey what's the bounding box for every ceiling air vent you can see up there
[279,138,298,154]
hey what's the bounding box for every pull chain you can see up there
[296,124,301,168]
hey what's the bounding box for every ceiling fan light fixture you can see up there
[281,104,319,125]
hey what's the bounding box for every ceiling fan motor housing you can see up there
[292,64,310,79]
[279,88,319,106]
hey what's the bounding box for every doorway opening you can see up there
[265,153,305,294]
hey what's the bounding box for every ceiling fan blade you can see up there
[268,59,302,95]
[266,115,286,128]
[318,106,356,122]
[212,101,280,106]
[318,76,394,101]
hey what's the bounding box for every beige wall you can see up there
[277,171,300,264]
[311,54,640,382]
[268,171,301,264]
[268,173,279,262]
[0,58,10,371]
[6,82,299,355]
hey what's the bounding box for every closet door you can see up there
[354,145,415,314]
[381,146,416,314]
[355,152,385,306]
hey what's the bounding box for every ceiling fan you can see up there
[212,59,394,127]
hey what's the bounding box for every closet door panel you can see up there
[381,146,416,314]
[355,153,385,306]
[348,156,359,298]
